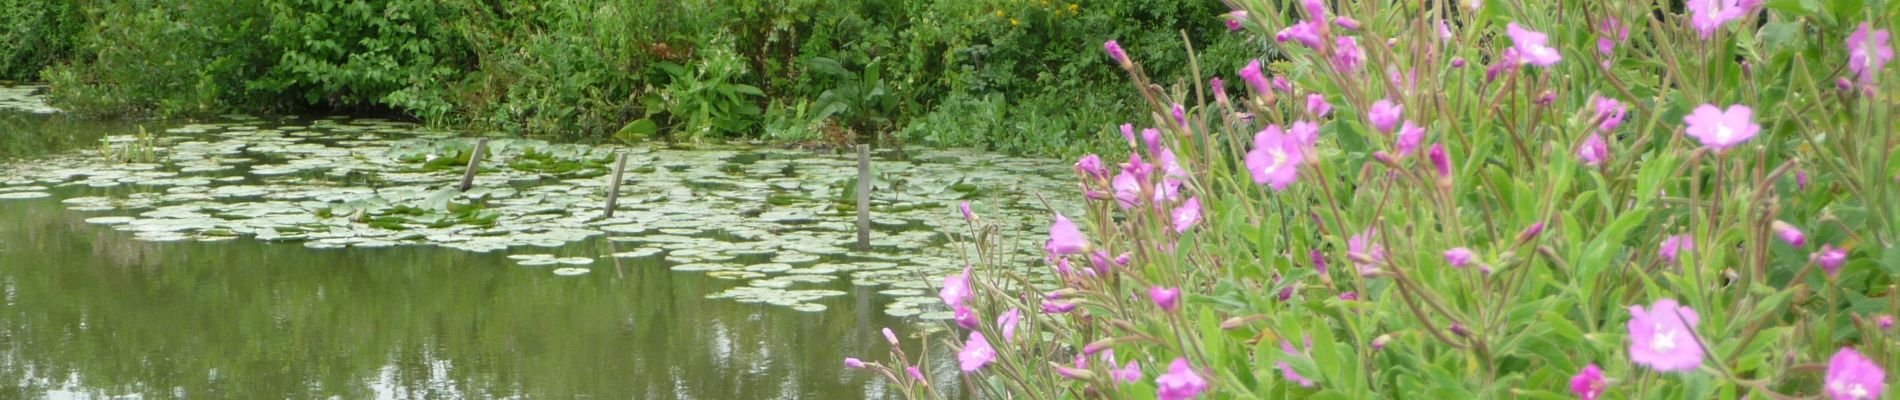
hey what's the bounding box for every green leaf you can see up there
[615,119,658,144]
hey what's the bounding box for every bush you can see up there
[851,0,1900,398]
[0,0,83,81]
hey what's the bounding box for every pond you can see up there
[0,87,1079,399]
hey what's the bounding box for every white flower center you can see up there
[1649,324,1679,352]
[1830,380,1871,399]
[1263,149,1289,174]
[1713,125,1734,142]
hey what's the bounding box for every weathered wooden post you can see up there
[603,152,628,219]
[856,144,871,250]
[458,138,488,192]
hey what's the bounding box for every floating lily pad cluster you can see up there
[0,111,1079,314]
[0,86,58,114]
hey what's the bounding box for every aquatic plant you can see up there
[851,0,1899,397]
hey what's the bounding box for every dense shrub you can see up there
[851,0,1900,398]
[0,0,83,81]
[36,0,1243,155]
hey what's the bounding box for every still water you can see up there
[0,101,1068,398]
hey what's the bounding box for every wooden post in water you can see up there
[602,152,628,219]
[855,144,871,250]
[458,138,488,192]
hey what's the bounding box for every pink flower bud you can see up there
[1444,247,1475,268]
[845,357,866,368]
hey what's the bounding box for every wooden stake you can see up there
[603,152,628,219]
[856,144,871,250]
[458,138,488,192]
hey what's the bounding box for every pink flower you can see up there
[1272,76,1293,94]
[1112,169,1142,209]
[1289,121,1320,151]
[907,366,926,383]
[1688,0,1745,38]
[954,305,979,330]
[1142,128,1162,154]
[1172,197,1202,233]
[1368,99,1403,133]
[1041,299,1077,314]
[1331,37,1365,73]
[1120,123,1137,148]
[1438,20,1454,41]
[1396,121,1425,157]
[1104,40,1131,68]
[1311,249,1328,275]
[1307,93,1332,117]
[1825,347,1886,400]
[1660,234,1693,263]
[1349,228,1386,275]
[1156,358,1210,399]
[1878,315,1895,330]
[1428,143,1453,183]
[1150,286,1182,312]
[1110,359,1142,384]
[958,331,996,372]
[1046,213,1089,255]
[940,267,973,307]
[1627,299,1704,372]
[1172,104,1188,128]
[997,308,1022,341]
[1247,125,1307,191]
[1486,49,1521,82]
[1075,155,1105,180]
[1578,133,1609,166]
[1277,338,1316,387]
[1772,221,1806,247]
[1506,23,1562,66]
[883,327,899,346]
[1226,10,1247,31]
[1598,18,1629,56]
[1276,21,1325,50]
[1592,96,1629,132]
[1444,247,1474,268]
[960,201,978,222]
[1816,244,1848,276]
[1683,104,1760,151]
[1335,16,1361,31]
[1849,23,1893,84]
[845,357,866,368]
[1239,60,1269,96]
[1570,364,1606,400]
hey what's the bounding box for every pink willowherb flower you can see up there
[1486,49,1521,82]
[1277,21,1325,50]
[883,327,899,346]
[1120,123,1137,148]
[958,331,996,372]
[1111,169,1142,209]
[1246,125,1307,191]
[1444,247,1474,268]
[960,201,978,222]
[1334,17,1360,31]
[1278,338,1316,387]
[1570,364,1606,400]
[845,357,865,368]
[1331,37,1365,74]
[1628,299,1704,372]
[1578,133,1609,166]
[1396,121,1425,157]
[1348,228,1386,275]
[1825,347,1886,400]
[1172,104,1188,128]
[1367,99,1403,133]
[1688,0,1745,38]
[1848,23,1893,84]
[1879,315,1895,330]
[1273,76,1293,94]
[1598,18,1629,56]
[1046,213,1089,255]
[1075,154,1105,180]
[1772,221,1806,247]
[1683,104,1759,151]
[907,366,925,382]
[1815,244,1848,276]
[1041,299,1077,314]
[1156,358,1210,399]
[997,308,1022,341]
[1104,40,1131,69]
[1239,60,1269,96]
[1226,10,1247,31]
[1428,143,1453,185]
[1150,286,1181,312]
[1592,96,1629,132]
[1307,93,1332,117]
[941,266,972,307]
[1172,197,1202,233]
[1660,234,1694,263]
[954,305,979,330]
[1506,23,1562,66]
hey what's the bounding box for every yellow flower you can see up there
[1067,3,1078,12]
[994,9,1004,17]
[1010,18,1020,26]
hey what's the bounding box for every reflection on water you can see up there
[0,111,971,399]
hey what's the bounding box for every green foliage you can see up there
[0,0,82,81]
[253,0,471,120]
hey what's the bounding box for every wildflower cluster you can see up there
[853,0,1899,398]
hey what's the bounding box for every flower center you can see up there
[1264,149,1289,173]
[1713,125,1734,142]
[1649,324,1678,352]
